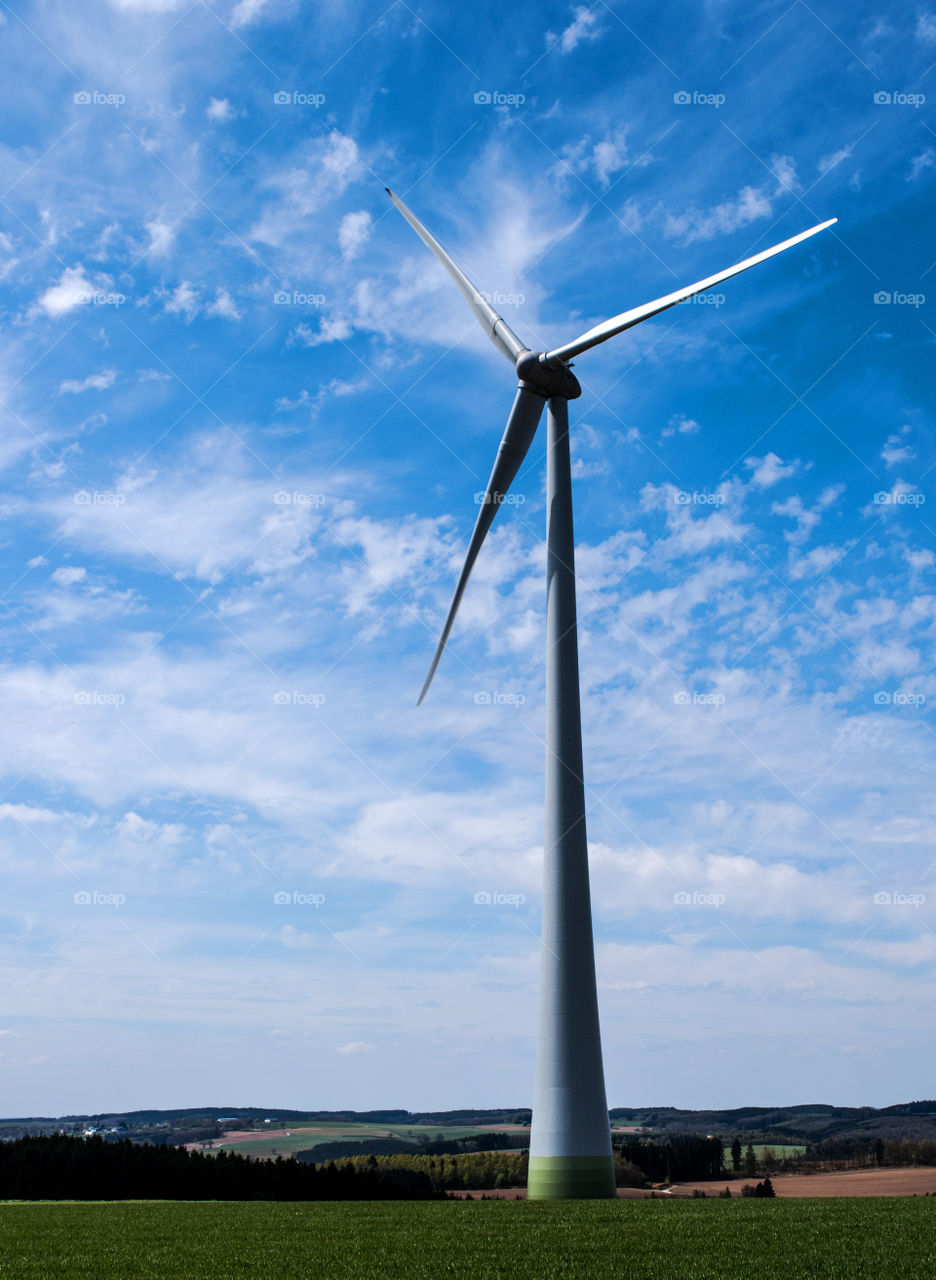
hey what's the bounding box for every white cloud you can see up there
[769,154,799,192]
[664,185,772,244]
[34,265,99,318]
[145,219,175,258]
[58,369,117,395]
[745,452,798,488]
[818,145,853,175]
[230,0,272,26]
[288,316,353,348]
[250,132,363,247]
[549,5,602,53]
[109,0,187,9]
[555,132,630,190]
[881,429,915,467]
[50,566,87,586]
[336,1041,375,1054]
[662,413,700,438]
[917,12,936,43]
[205,288,242,320]
[338,210,372,260]
[205,97,234,122]
[905,548,934,571]
[773,484,842,544]
[908,149,935,181]
[165,281,199,322]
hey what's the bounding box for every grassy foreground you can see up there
[1,1197,934,1279]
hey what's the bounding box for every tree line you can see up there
[613,1135,725,1182]
[324,1135,728,1192]
[0,1135,439,1200]
[804,1136,936,1169]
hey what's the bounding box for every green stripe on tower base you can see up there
[527,1154,617,1200]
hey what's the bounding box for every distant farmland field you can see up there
[197,1121,521,1159]
[1,1198,934,1279]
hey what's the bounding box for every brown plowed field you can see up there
[455,1167,936,1198]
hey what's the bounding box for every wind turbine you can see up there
[387,187,836,1199]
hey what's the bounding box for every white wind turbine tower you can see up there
[387,187,836,1199]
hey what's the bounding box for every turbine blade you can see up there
[418,386,546,704]
[545,217,838,365]
[386,188,527,366]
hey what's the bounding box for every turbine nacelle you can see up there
[515,350,581,400]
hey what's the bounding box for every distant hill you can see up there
[4,1103,936,1144]
[608,1102,936,1142]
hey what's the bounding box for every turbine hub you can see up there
[515,350,581,400]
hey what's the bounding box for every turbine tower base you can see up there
[528,1154,617,1200]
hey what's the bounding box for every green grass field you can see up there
[1,1198,934,1279]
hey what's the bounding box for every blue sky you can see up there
[0,0,934,1116]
